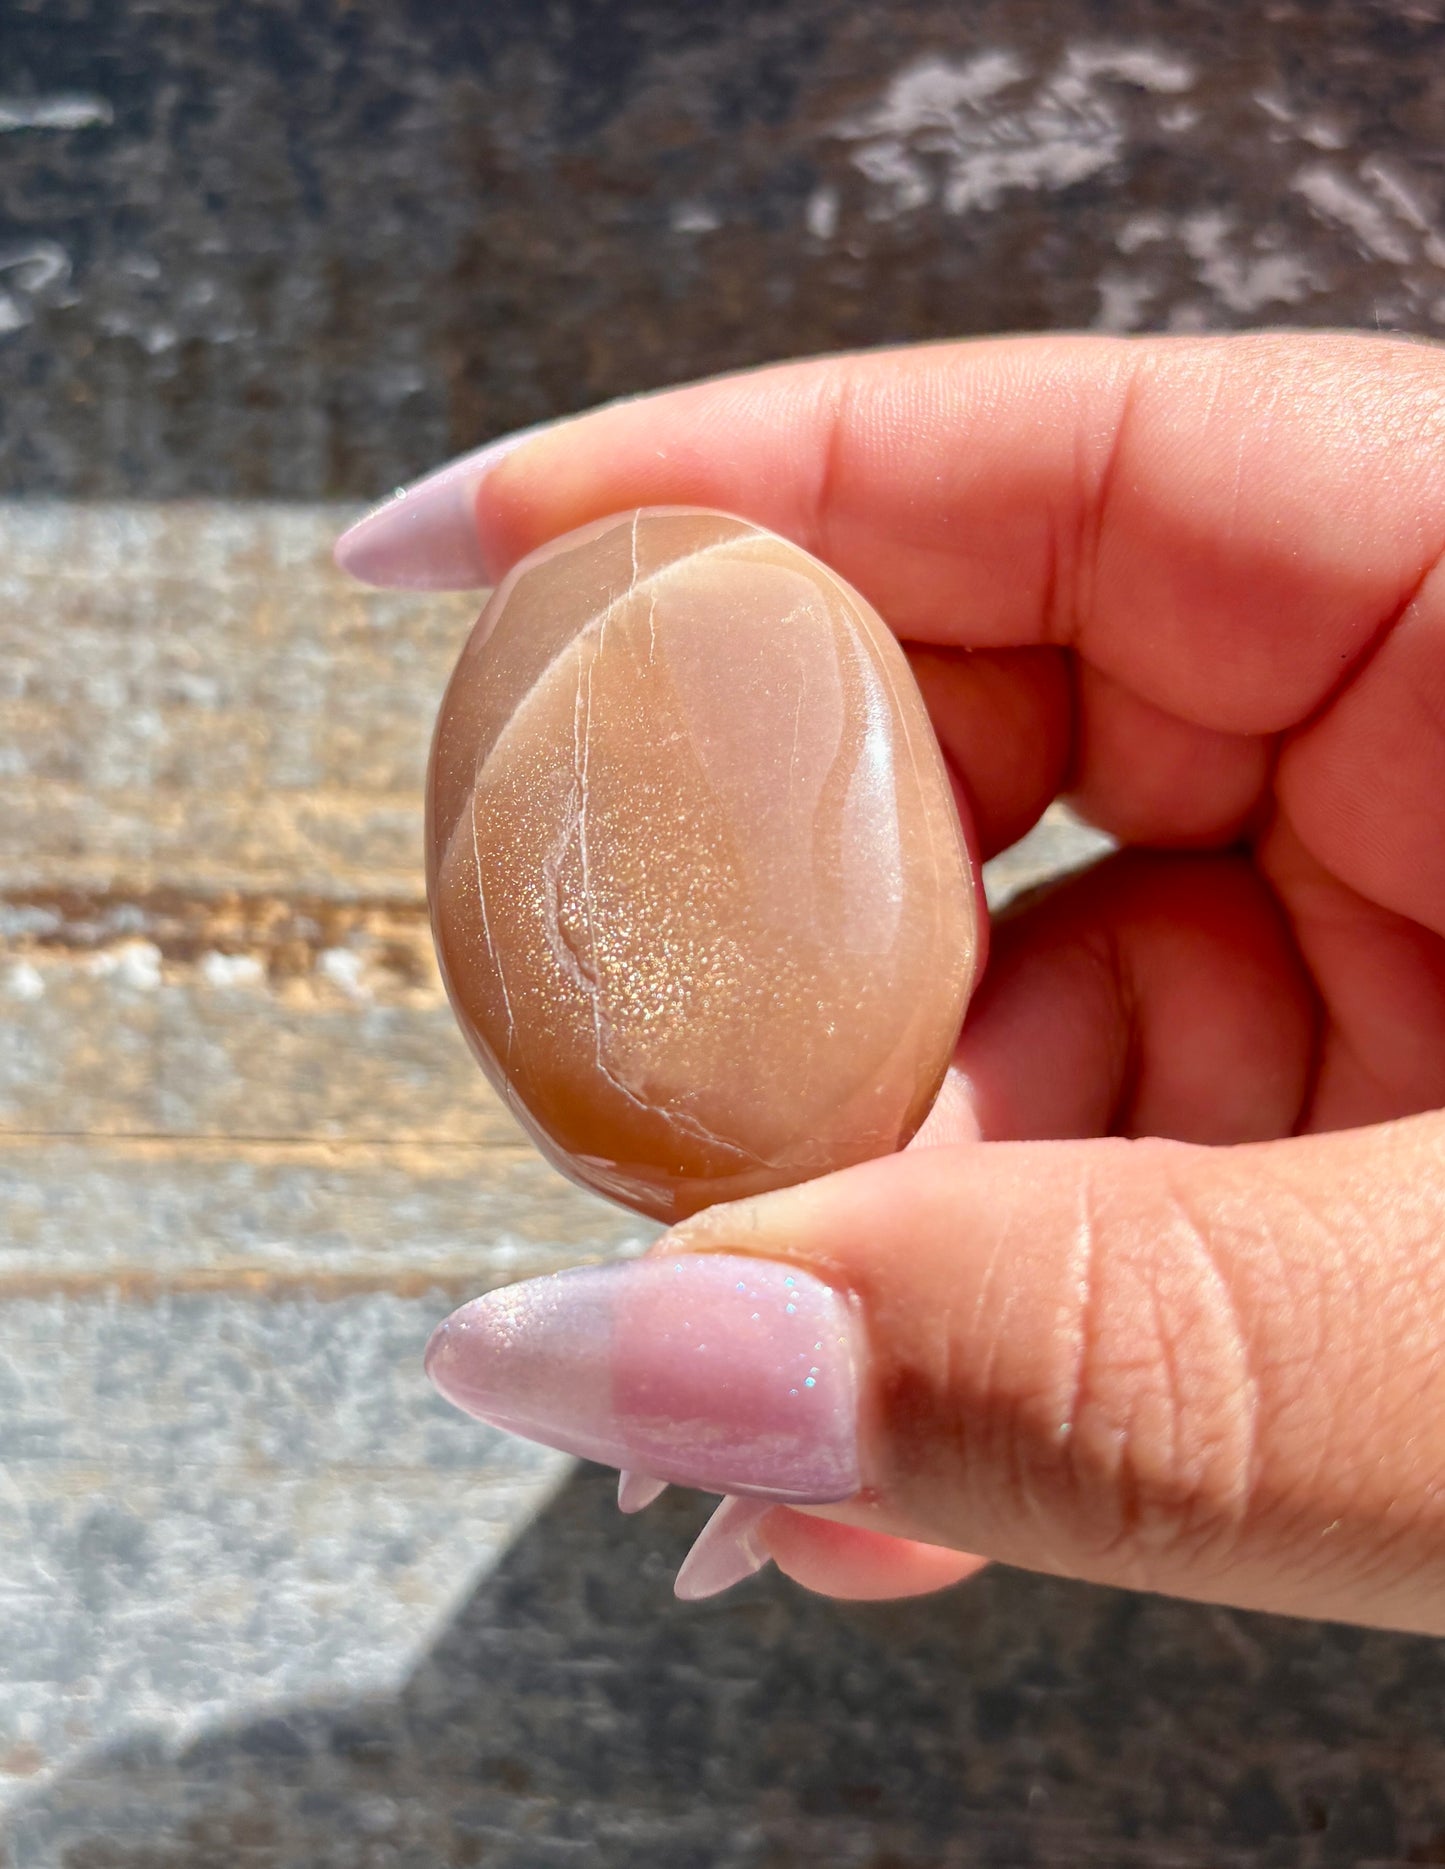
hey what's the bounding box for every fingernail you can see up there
[674,1496,773,1601]
[618,1470,669,1514]
[425,1254,861,1503]
[333,421,560,590]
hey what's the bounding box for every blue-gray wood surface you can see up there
[3,1,1445,1863]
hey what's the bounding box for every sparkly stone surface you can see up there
[427,510,977,1220]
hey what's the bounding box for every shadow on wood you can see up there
[7,1463,1445,1869]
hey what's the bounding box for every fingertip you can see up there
[333,465,492,589]
[764,1509,988,1601]
[335,426,569,589]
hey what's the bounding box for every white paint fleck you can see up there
[0,94,113,132]
[0,905,61,941]
[200,951,265,989]
[1094,267,1157,331]
[356,1796,401,1838]
[1057,44,1193,93]
[1294,164,1415,263]
[374,361,425,399]
[91,941,163,991]
[0,242,71,298]
[1300,117,1350,153]
[1255,89,1349,150]
[1255,89,1292,124]
[1362,160,1430,226]
[0,240,74,337]
[169,669,222,707]
[1179,210,1315,313]
[835,43,1194,220]
[318,947,369,999]
[852,48,1027,129]
[1117,210,1171,253]
[1111,207,1314,318]
[671,201,721,234]
[805,184,840,240]
[97,308,180,354]
[1360,155,1445,266]
[5,960,44,1003]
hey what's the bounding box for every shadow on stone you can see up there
[8,1464,1445,1867]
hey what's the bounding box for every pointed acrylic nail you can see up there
[333,423,557,590]
[425,1253,862,1504]
[674,1496,774,1601]
[618,1470,669,1515]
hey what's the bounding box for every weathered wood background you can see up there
[3,1,1444,499]
[6,509,1445,1869]
[0,507,631,1851]
[5,0,1445,1861]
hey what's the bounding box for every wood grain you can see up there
[0,503,1124,1854]
[0,502,1106,1299]
[0,504,657,1309]
[0,504,657,1829]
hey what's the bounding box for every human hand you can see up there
[338,333,1445,1629]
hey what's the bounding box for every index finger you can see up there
[338,332,1445,737]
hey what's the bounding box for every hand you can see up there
[339,334,1445,1630]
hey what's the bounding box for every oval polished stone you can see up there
[426,508,979,1222]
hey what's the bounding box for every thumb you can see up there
[672,1112,1445,1632]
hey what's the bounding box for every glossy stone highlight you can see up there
[426,508,978,1221]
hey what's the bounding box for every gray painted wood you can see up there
[2,2,1442,500]
[4,505,1444,1869]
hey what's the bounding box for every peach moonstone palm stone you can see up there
[426,508,979,1222]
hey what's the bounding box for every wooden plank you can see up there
[0,504,650,1820]
[1,934,524,1146]
[0,502,1122,1851]
[0,1136,652,1297]
[0,804,1107,1156]
[0,1288,571,1798]
[0,502,1110,1295]
[0,504,476,897]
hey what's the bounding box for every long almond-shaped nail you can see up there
[617,1470,668,1515]
[674,1496,773,1601]
[425,1254,861,1503]
[333,424,556,590]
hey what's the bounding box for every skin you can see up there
[406,334,1445,1629]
